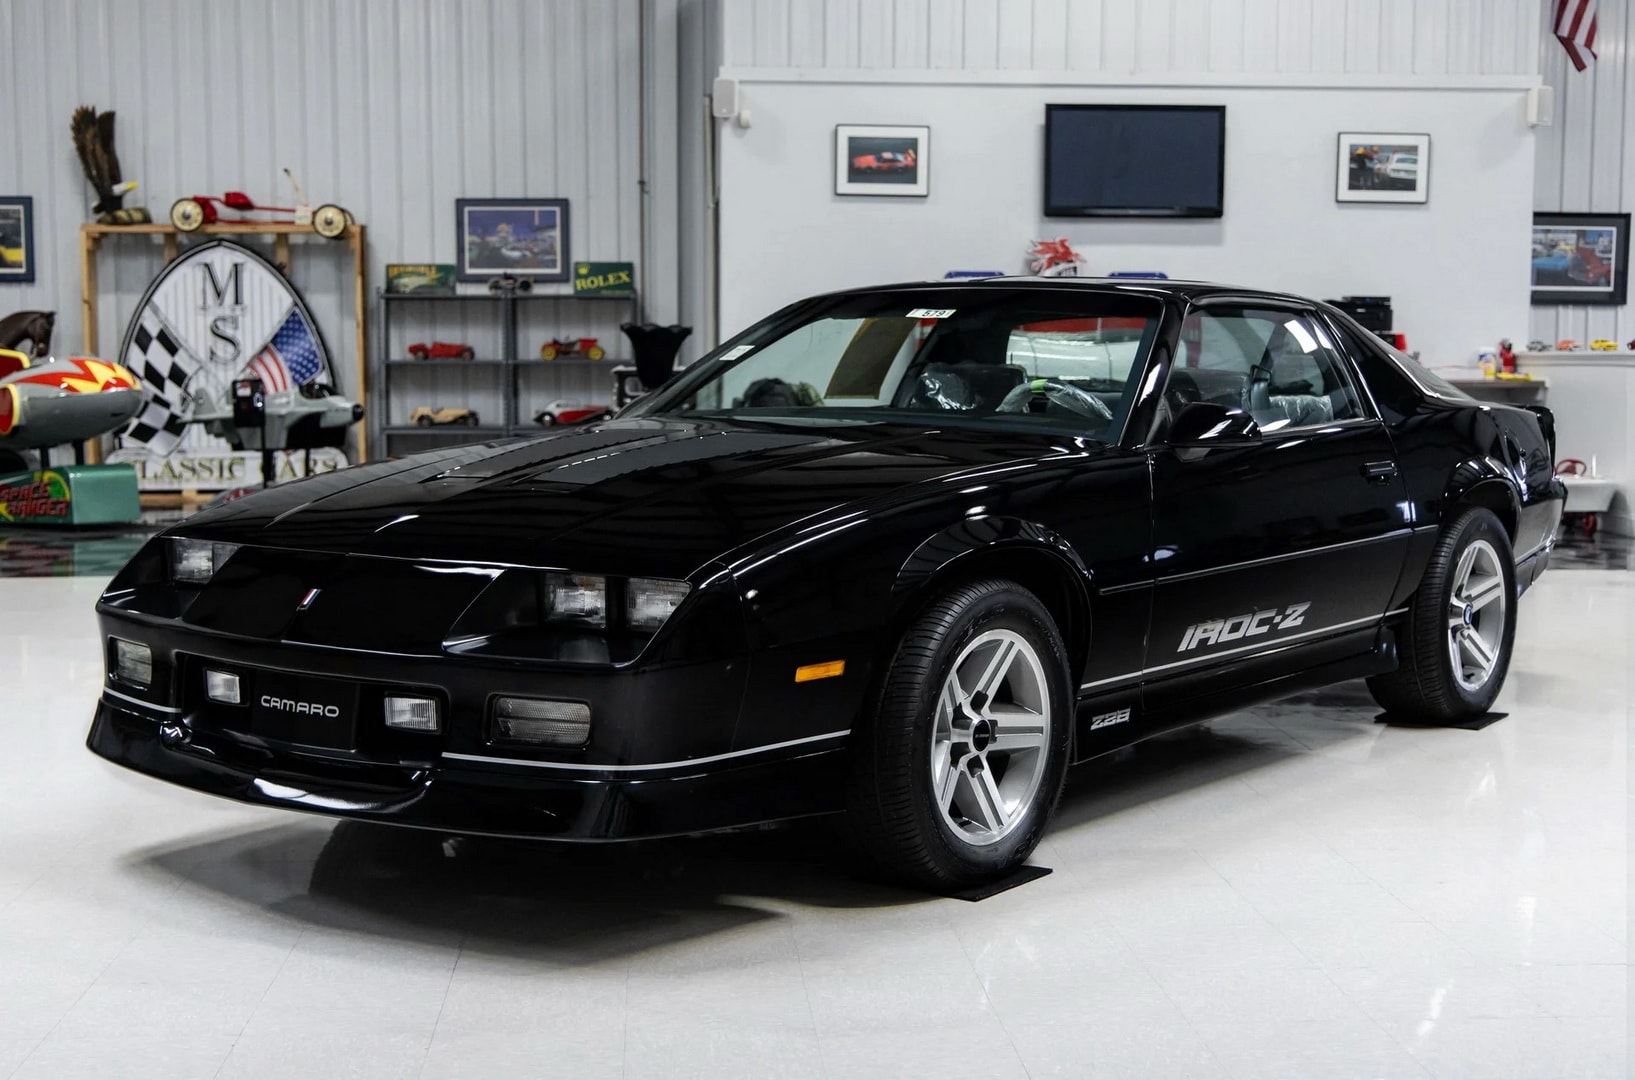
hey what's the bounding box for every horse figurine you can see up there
[0,310,54,358]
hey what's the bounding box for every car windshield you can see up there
[631,289,1161,440]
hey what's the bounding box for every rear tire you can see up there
[846,579,1071,891]
[1368,507,1516,720]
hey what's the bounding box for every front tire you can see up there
[1368,507,1516,720]
[846,579,1071,891]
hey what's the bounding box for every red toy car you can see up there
[540,338,606,361]
[408,342,477,361]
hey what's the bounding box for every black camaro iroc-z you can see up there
[89,279,1564,889]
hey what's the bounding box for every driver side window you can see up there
[1171,307,1365,432]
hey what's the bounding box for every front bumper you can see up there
[87,697,848,839]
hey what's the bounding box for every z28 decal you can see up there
[1177,603,1309,652]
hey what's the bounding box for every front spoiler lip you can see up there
[86,700,848,841]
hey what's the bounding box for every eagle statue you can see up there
[70,107,150,225]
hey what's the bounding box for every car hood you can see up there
[174,416,1079,579]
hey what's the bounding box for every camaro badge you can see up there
[1178,602,1309,652]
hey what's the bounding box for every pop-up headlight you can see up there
[169,538,240,585]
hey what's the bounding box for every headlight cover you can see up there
[169,538,240,585]
[627,578,691,630]
[444,569,692,663]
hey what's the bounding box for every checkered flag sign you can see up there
[122,315,198,456]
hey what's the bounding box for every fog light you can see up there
[384,695,440,733]
[493,697,590,748]
[112,639,152,688]
[205,669,241,705]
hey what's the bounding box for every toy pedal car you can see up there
[170,170,349,239]
[410,406,479,427]
[534,399,610,427]
[540,338,605,361]
[407,342,476,361]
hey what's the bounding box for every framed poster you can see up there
[1530,212,1629,306]
[455,198,570,283]
[835,125,930,197]
[1335,133,1430,204]
[0,196,35,283]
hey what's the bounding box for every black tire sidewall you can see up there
[894,583,1072,880]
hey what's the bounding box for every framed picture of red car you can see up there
[835,125,929,197]
[455,198,570,283]
[1530,212,1629,306]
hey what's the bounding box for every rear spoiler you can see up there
[1524,405,1557,462]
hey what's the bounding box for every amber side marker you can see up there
[795,660,846,683]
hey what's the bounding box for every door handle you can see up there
[1361,460,1398,483]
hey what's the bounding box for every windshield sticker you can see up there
[720,344,756,361]
[907,308,957,319]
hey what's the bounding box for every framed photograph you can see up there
[1531,212,1630,306]
[1335,133,1429,204]
[455,198,570,283]
[0,197,35,283]
[835,125,929,197]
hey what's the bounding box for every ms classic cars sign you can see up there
[108,240,348,489]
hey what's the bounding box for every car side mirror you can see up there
[1168,401,1262,453]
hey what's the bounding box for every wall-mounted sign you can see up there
[573,261,635,297]
[107,239,348,488]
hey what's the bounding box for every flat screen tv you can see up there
[1044,104,1226,218]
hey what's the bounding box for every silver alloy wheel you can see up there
[929,628,1051,847]
[1445,537,1507,692]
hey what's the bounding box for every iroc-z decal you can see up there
[1177,603,1309,652]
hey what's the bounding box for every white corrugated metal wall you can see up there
[1531,0,1633,347]
[719,0,1541,76]
[0,0,659,451]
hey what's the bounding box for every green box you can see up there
[572,261,636,297]
[386,264,457,295]
[0,465,141,525]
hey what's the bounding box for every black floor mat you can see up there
[942,864,1052,902]
[1376,710,1508,731]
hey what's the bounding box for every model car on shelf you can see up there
[86,278,1566,891]
[486,275,533,294]
[533,399,610,426]
[540,338,605,361]
[407,342,476,361]
[169,172,349,238]
[409,406,479,427]
[1589,339,1619,351]
[1555,339,1580,350]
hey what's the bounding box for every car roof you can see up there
[828,276,1321,307]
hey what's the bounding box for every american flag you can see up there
[1553,0,1597,72]
[247,307,325,392]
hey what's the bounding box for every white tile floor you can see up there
[0,570,1627,1080]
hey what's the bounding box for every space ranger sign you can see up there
[108,240,358,490]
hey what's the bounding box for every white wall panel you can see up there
[1531,0,1634,348]
[717,0,1542,76]
[0,0,647,437]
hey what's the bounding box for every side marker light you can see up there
[795,660,846,683]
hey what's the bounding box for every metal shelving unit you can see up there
[375,288,636,454]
